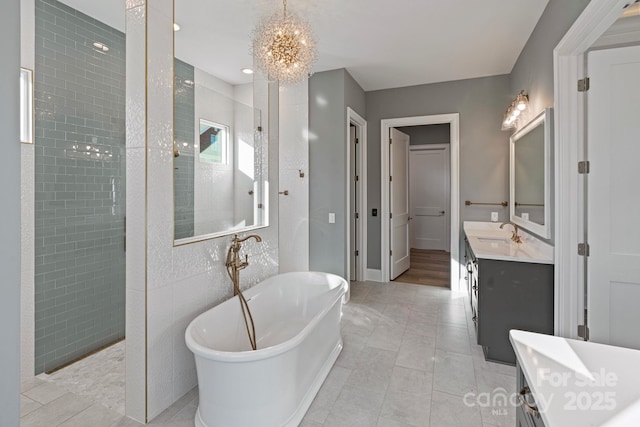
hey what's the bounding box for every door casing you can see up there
[346,107,367,290]
[554,0,630,338]
[380,114,461,290]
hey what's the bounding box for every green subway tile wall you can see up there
[173,59,195,240]
[34,0,126,373]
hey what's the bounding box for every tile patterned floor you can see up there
[20,280,516,426]
[38,340,126,415]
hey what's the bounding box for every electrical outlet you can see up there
[328,213,335,223]
[491,212,499,222]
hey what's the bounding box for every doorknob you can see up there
[279,190,289,196]
[439,210,445,216]
[409,216,413,221]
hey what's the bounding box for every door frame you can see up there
[554,0,629,338]
[381,114,461,290]
[409,144,451,252]
[346,107,367,284]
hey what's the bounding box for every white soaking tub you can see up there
[185,271,348,427]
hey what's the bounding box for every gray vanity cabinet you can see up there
[516,362,546,427]
[465,238,554,365]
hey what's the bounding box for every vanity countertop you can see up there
[464,221,553,264]
[510,330,640,427]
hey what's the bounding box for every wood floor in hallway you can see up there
[394,248,450,287]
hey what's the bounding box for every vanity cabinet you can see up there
[516,362,546,427]
[465,236,554,365]
[464,237,478,327]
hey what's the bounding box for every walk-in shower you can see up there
[34,0,126,375]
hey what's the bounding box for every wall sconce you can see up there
[501,90,529,131]
[20,68,34,144]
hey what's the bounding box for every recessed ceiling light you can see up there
[173,23,181,32]
[241,68,254,75]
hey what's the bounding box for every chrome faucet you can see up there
[500,222,523,244]
[225,234,263,296]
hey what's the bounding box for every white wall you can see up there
[278,81,310,273]
[193,69,235,235]
[20,0,35,384]
[127,1,280,421]
[124,1,147,421]
[232,85,257,230]
[1,0,21,424]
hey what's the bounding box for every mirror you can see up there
[510,108,552,239]
[173,2,268,244]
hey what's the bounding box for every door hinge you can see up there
[578,243,590,257]
[355,138,359,144]
[355,250,359,256]
[389,212,393,219]
[578,324,590,340]
[578,308,589,340]
[578,161,590,174]
[578,77,590,92]
[257,126,263,132]
[390,175,393,182]
[258,203,263,209]
[355,212,359,219]
[390,250,393,256]
[389,138,392,145]
[355,175,359,182]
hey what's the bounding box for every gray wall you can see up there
[309,69,365,278]
[173,59,195,240]
[366,75,512,269]
[0,0,21,423]
[397,124,451,145]
[509,0,590,243]
[34,0,126,373]
[510,0,591,116]
[345,69,367,116]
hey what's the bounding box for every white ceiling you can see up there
[60,0,549,91]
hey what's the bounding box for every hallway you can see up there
[394,249,450,288]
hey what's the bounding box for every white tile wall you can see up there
[130,0,282,420]
[278,81,310,273]
[125,3,148,423]
[125,288,146,423]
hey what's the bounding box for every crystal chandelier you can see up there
[252,0,318,84]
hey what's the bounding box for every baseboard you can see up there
[366,269,383,282]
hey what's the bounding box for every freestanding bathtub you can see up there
[185,271,348,427]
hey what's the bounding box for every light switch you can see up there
[328,213,335,224]
[491,212,499,222]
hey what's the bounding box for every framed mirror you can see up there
[509,108,552,239]
[173,1,268,245]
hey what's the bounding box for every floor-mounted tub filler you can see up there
[185,271,348,427]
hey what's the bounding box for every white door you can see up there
[390,128,410,279]
[587,45,640,349]
[409,146,450,251]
